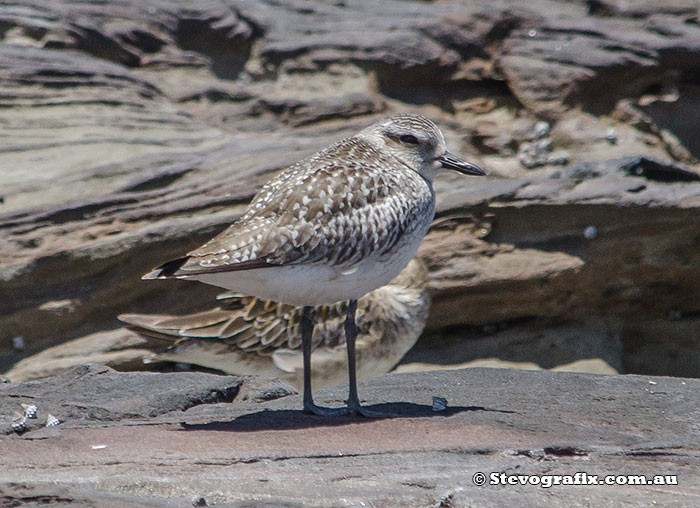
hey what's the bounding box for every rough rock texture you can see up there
[2,0,700,381]
[2,3,700,506]
[0,364,296,435]
[1,367,698,506]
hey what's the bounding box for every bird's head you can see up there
[357,113,485,181]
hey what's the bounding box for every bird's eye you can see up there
[399,134,420,145]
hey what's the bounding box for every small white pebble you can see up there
[605,127,617,144]
[583,226,597,240]
[432,396,448,412]
[91,444,108,450]
[533,121,550,138]
[12,336,25,350]
[648,380,657,385]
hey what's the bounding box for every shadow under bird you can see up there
[120,258,429,389]
[143,113,485,416]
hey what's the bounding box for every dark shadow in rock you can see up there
[173,15,260,80]
[180,403,515,432]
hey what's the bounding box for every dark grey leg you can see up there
[301,306,315,411]
[301,306,344,416]
[345,299,389,417]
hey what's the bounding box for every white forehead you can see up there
[360,113,446,144]
[384,113,440,132]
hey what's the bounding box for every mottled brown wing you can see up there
[119,296,349,357]
[165,137,432,276]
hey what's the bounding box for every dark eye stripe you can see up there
[399,134,419,145]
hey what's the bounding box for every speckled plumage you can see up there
[143,113,485,307]
[190,136,433,269]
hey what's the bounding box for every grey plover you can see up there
[121,258,429,389]
[144,113,485,416]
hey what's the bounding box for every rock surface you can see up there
[1,366,698,507]
[3,2,700,505]
[0,364,296,434]
[2,2,700,379]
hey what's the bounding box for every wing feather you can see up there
[159,137,432,278]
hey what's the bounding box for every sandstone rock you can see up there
[0,364,295,435]
[4,328,163,383]
[0,367,697,506]
[397,357,619,375]
[2,0,700,384]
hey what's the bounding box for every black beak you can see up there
[437,152,486,176]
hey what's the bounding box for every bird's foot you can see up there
[303,402,347,417]
[303,401,393,418]
[345,403,393,418]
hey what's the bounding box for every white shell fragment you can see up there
[12,416,27,433]
[46,414,61,427]
[21,403,38,419]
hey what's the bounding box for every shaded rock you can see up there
[0,364,294,434]
[0,483,191,508]
[402,319,622,373]
[251,92,386,126]
[586,0,699,18]
[636,84,700,160]
[620,314,700,376]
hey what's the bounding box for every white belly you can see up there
[190,220,430,306]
